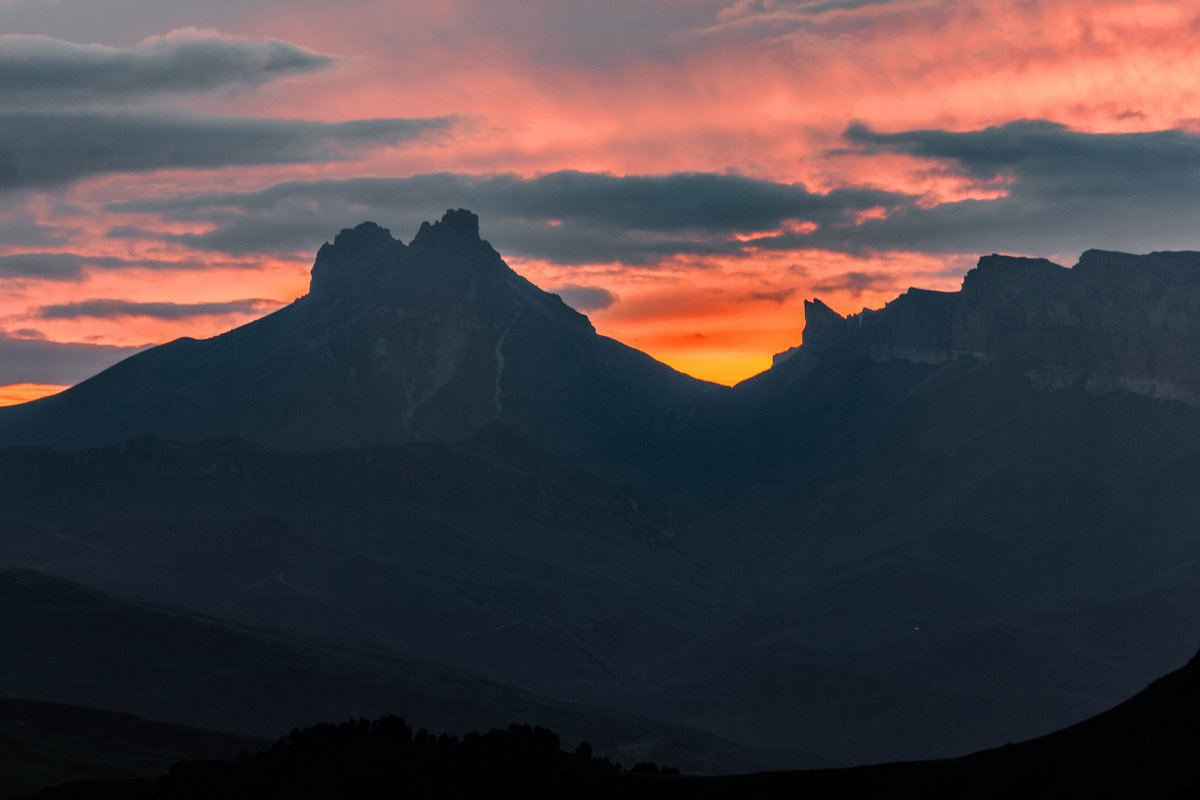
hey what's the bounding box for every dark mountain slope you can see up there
[28,648,1200,799]
[0,430,741,710]
[591,249,1200,762]
[0,211,716,454]
[0,569,808,777]
[0,700,263,800]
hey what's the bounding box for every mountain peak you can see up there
[411,208,482,248]
[331,220,397,250]
[308,210,499,305]
[308,221,404,302]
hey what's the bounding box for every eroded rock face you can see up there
[789,249,1200,402]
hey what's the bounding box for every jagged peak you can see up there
[799,297,850,352]
[410,208,483,249]
[331,220,398,251]
[307,211,503,304]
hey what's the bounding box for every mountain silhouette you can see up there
[778,249,1200,401]
[591,248,1200,762]
[0,210,715,453]
[5,234,1200,769]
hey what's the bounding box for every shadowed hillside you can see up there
[25,647,1200,799]
[0,569,809,780]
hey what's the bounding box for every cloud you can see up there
[0,215,72,247]
[0,251,262,280]
[0,29,334,106]
[712,0,907,28]
[0,111,454,189]
[106,171,906,263]
[549,284,618,311]
[37,297,283,321]
[93,120,1200,267]
[0,252,95,279]
[0,330,144,385]
[842,119,1200,197]
[827,120,1200,255]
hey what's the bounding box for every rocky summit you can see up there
[0,210,715,452]
[777,249,1200,402]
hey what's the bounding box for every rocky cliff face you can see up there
[781,249,1200,402]
[0,210,716,452]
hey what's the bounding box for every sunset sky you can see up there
[2,0,1200,401]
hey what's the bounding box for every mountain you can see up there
[6,233,1200,770]
[778,249,1200,402]
[0,210,716,454]
[592,249,1200,762]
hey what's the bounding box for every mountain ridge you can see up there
[774,248,1200,403]
[6,218,1200,766]
[0,210,716,453]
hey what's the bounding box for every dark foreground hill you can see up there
[0,210,715,454]
[0,569,805,780]
[25,647,1200,799]
[0,700,262,800]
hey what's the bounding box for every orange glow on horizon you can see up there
[0,383,66,406]
[512,247,969,385]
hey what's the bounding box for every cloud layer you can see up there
[105,171,904,261]
[37,297,283,320]
[0,112,453,190]
[0,29,334,106]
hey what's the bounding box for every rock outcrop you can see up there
[782,249,1200,402]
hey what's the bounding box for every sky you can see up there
[2,0,1200,401]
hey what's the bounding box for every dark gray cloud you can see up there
[0,252,97,279]
[38,297,282,320]
[0,251,262,280]
[106,171,906,262]
[0,216,72,248]
[0,330,144,385]
[0,111,454,190]
[843,120,1200,198]
[827,120,1200,255]
[0,30,334,106]
[96,121,1200,266]
[549,284,619,311]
